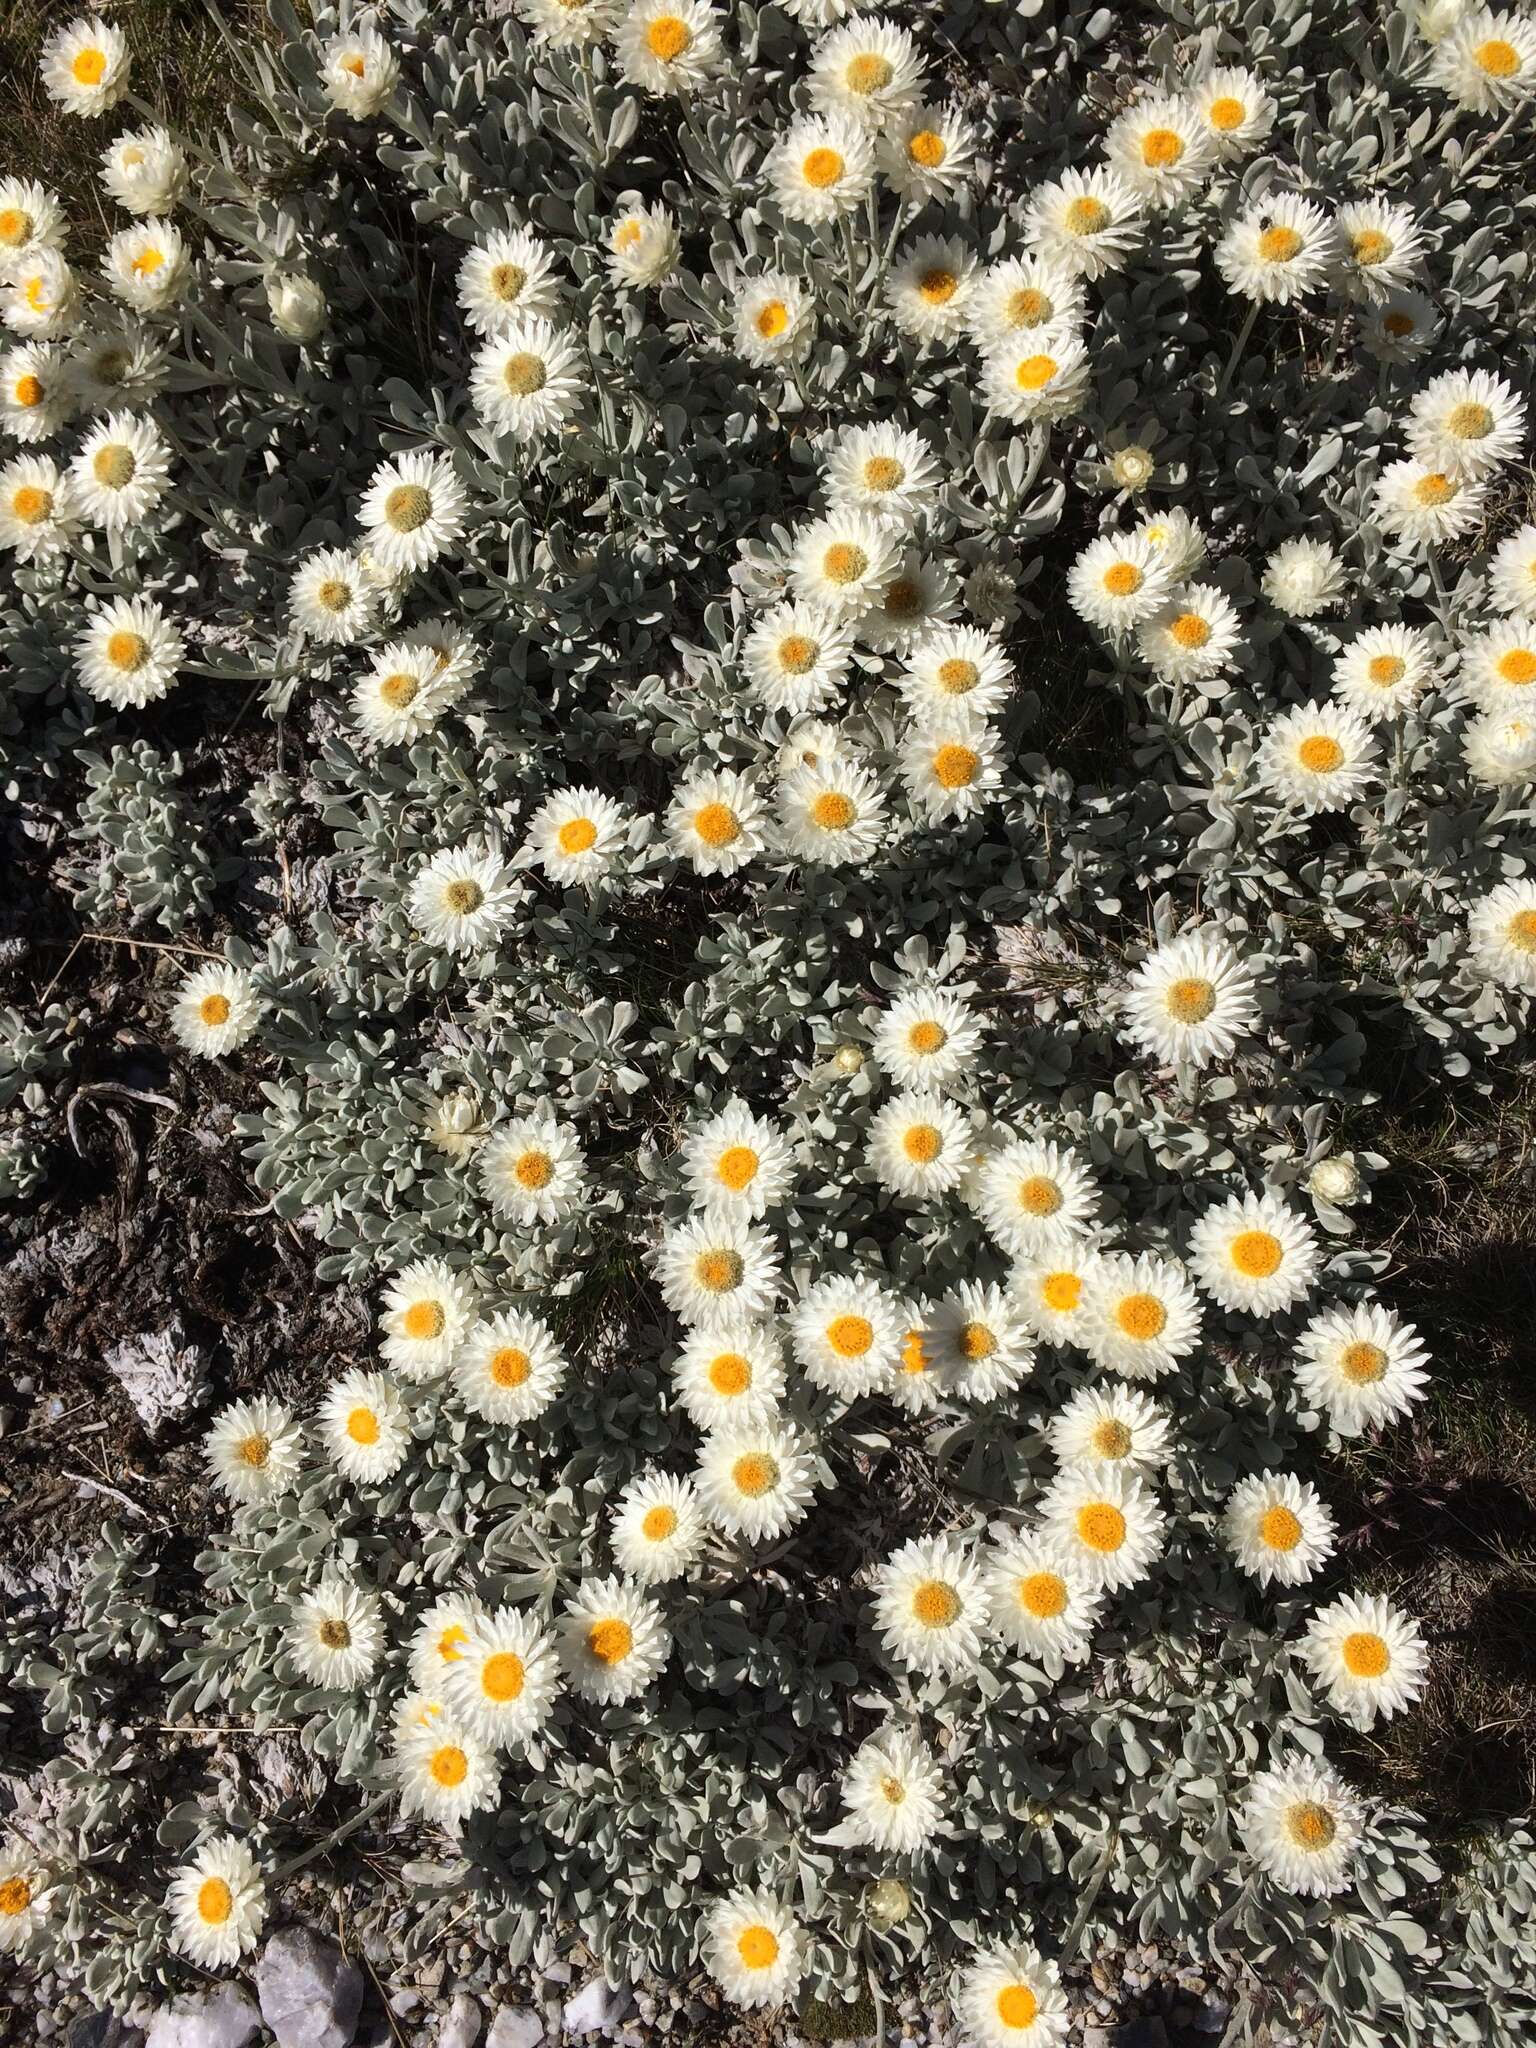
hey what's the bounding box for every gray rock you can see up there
[561,1982,628,2037]
[256,1926,365,2048]
[437,1993,482,2048]
[143,1986,262,2048]
[1193,2000,1232,2036]
[486,2013,544,2048]
[70,2017,146,2048]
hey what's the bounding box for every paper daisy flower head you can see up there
[407,1595,486,1697]
[1011,1249,1100,1348]
[1407,367,1527,479]
[1223,1471,1337,1588]
[1046,1384,1172,1476]
[358,450,467,575]
[1429,5,1536,109]
[1261,536,1346,618]
[790,1273,903,1396]
[1,341,74,442]
[318,1368,409,1485]
[557,1576,671,1704]
[681,1101,795,1218]
[455,1307,567,1426]
[1080,1253,1203,1382]
[1104,94,1215,208]
[1122,929,1260,1069]
[606,198,681,288]
[899,629,1015,734]
[41,15,130,117]
[872,985,983,1091]
[527,787,629,891]
[2,250,79,341]
[885,234,980,344]
[68,411,170,532]
[321,25,400,116]
[823,422,942,531]
[1038,1465,1167,1592]
[925,1282,1034,1405]
[613,0,722,95]
[777,754,888,865]
[73,593,184,711]
[0,180,65,265]
[443,1604,563,1746]
[408,842,518,954]
[1192,66,1276,155]
[611,1469,708,1584]
[1067,533,1174,635]
[1373,459,1489,548]
[1465,708,1536,787]
[702,1891,802,2009]
[1489,524,1536,614]
[1469,875,1536,992]
[480,1111,585,1229]
[102,219,188,315]
[878,100,976,201]
[0,454,76,560]
[971,1137,1099,1257]
[1024,165,1144,279]
[808,15,924,128]
[872,1532,986,1677]
[287,546,376,644]
[841,1727,948,1854]
[1361,288,1441,364]
[1242,1756,1366,1897]
[0,1845,51,1955]
[170,962,262,1059]
[1137,504,1209,581]
[457,227,563,335]
[900,717,1004,824]
[1299,1591,1429,1728]
[984,1530,1104,1666]
[1294,1301,1429,1436]
[166,1836,264,1970]
[287,1576,385,1690]
[394,1711,500,1828]
[1460,616,1536,712]
[1331,623,1438,720]
[667,767,768,876]
[204,1395,303,1505]
[767,113,876,224]
[1215,194,1343,303]
[956,1942,1070,2048]
[696,1418,817,1540]
[380,1258,476,1381]
[469,318,585,439]
[866,1090,972,1202]
[1335,197,1426,302]
[1135,584,1244,689]
[966,253,1085,357]
[673,1322,787,1429]
[862,549,961,652]
[656,1214,782,1327]
[789,509,902,618]
[744,600,854,714]
[981,333,1091,427]
[1256,702,1382,814]
[100,127,187,215]
[515,0,623,44]
[1187,1190,1322,1317]
[733,273,815,368]
[349,642,450,746]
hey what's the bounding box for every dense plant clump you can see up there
[2,0,1535,2042]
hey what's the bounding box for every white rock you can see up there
[561,1982,628,2037]
[486,2012,544,2048]
[143,1986,262,2048]
[438,1993,483,2048]
[255,1926,364,2048]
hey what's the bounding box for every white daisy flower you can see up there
[1407,367,1527,479]
[885,234,980,343]
[456,228,564,334]
[613,0,722,95]
[878,101,976,202]
[900,717,1005,823]
[667,768,768,876]
[695,1418,817,1540]
[1223,1472,1337,1587]
[871,1532,986,1677]
[0,342,74,442]
[984,1531,1104,1665]
[407,1595,486,1698]
[823,422,942,530]
[1461,617,1536,710]
[789,509,902,616]
[955,1943,1070,2048]
[980,333,1092,426]
[1215,194,1344,303]
[1122,929,1260,1069]
[442,1604,562,1749]
[966,253,1085,353]
[1335,196,1427,301]
[1331,624,1439,719]
[672,1323,786,1429]
[515,0,623,45]
[394,1713,500,1828]
[556,1576,672,1703]
[860,548,961,652]
[287,546,377,644]
[68,410,170,532]
[1261,536,1347,618]
[204,1396,303,1506]
[681,1101,795,1218]
[2,250,78,341]
[1294,1301,1430,1435]
[1464,708,1536,786]
[358,449,468,576]
[1299,1592,1428,1728]
[68,319,167,409]
[407,842,519,953]
[1046,1384,1172,1475]
[1191,67,1276,155]
[349,642,451,745]
[41,15,131,118]
[169,963,263,1059]
[1079,1252,1203,1381]
[320,26,400,116]
[1104,94,1215,208]
[455,1308,567,1425]
[865,1090,972,1201]
[743,600,855,714]
[1242,1757,1366,1897]
[73,593,183,710]
[1469,876,1536,991]
[790,1273,903,1396]
[1136,505,1209,580]
[610,1469,707,1584]
[469,318,585,439]
[101,219,187,315]
[390,1690,448,1749]
[899,629,1015,733]
[1187,1190,1322,1317]
[1023,165,1145,279]
[1488,524,1536,614]
[1011,1250,1100,1348]
[656,1215,782,1327]
[1036,1465,1167,1591]
[701,1891,803,2009]
[526,787,629,890]
[871,986,983,1091]
[287,1576,385,1690]
[924,1282,1034,1405]
[1374,460,1489,548]
[0,1846,52,1955]
[1255,702,1383,814]
[317,1368,409,1484]
[840,1728,947,1854]
[1135,584,1244,688]
[767,113,876,224]
[266,271,327,341]
[732,273,815,367]
[480,1111,585,1229]
[398,618,479,705]
[970,1137,1100,1257]
[1360,289,1441,364]
[1428,6,1536,110]
[0,179,65,262]
[606,199,680,287]
[777,754,888,865]
[777,717,850,777]
[100,127,187,215]
[808,15,924,129]
[379,1258,477,1381]
[1411,0,1475,41]
[1067,532,1175,633]
[166,1837,264,1969]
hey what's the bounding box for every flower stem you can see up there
[1216,300,1261,400]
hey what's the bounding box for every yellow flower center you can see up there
[551,817,597,860]
[340,53,368,77]
[1102,561,1143,597]
[1007,285,1051,327]
[1367,654,1406,688]
[755,298,790,339]
[482,1650,526,1700]
[900,1328,929,1375]
[715,1144,759,1190]
[1169,612,1211,649]
[1412,471,1456,507]
[694,801,740,849]
[489,262,527,303]
[1076,1502,1127,1552]
[1041,1270,1082,1312]
[863,454,904,492]
[959,1320,996,1360]
[487,1345,530,1389]
[0,208,30,246]
[996,1985,1039,2030]
[1016,1174,1062,1216]
[237,1432,269,1466]
[588,1618,633,1665]
[0,1877,31,1915]
[897,1021,944,1064]
[1207,94,1245,130]
[316,577,352,613]
[1286,1801,1337,1849]
[802,147,845,189]
[1383,311,1416,338]
[1476,36,1520,75]
[879,1773,906,1803]
[1229,1228,1283,1278]
[1165,974,1216,1023]
[1298,735,1345,774]
[1509,909,1536,952]
[827,1313,874,1357]
[1342,1630,1390,1677]
[933,657,978,698]
[1015,352,1058,391]
[402,1300,446,1341]
[92,445,136,489]
[73,47,108,84]
[933,743,979,789]
[1064,195,1108,235]
[197,1877,233,1924]
[430,1744,467,1787]
[106,629,149,671]
[379,671,420,707]
[903,1122,943,1163]
[502,352,547,396]
[346,1406,379,1445]
[1140,126,1184,167]
[1352,229,1392,267]
[1018,1570,1068,1618]
[438,1624,468,1660]
[318,1617,352,1649]
[732,1452,778,1497]
[443,878,484,915]
[737,1924,779,1969]
[823,541,868,585]
[14,373,45,407]
[1496,648,1536,685]
[1258,225,1303,263]
[912,1579,960,1625]
[198,992,232,1026]
[776,630,816,671]
[1091,1418,1133,1459]
[695,1249,744,1292]
[385,483,433,532]
[1337,1340,1387,1384]
[646,15,692,60]
[708,1351,751,1394]
[1259,1504,1302,1550]
[1116,1292,1166,1340]
[918,266,958,305]
[845,52,893,93]
[130,246,165,278]
[811,791,856,831]
[908,129,946,168]
[514,1148,554,1189]
[641,1505,678,1541]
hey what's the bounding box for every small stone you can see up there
[256,1926,365,2048]
[438,1993,482,2048]
[541,1964,572,1988]
[561,1982,628,2037]
[486,2011,544,2048]
[144,1986,262,2048]
[1193,2000,1231,2035]
[390,1990,422,2017]
[70,2018,146,2048]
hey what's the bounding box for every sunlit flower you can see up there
[358,449,468,575]
[470,319,585,439]
[0,179,65,263]
[871,1532,986,1676]
[924,1282,1034,1404]
[611,1468,708,1583]
[1046,1384,1172,1475]
[166,1836,264,1968]
[1036,1464,1166,1591]
[169,963,263,1059]
[1135,584,1244,688]
[379,1257,477,1381]
[768,113,876,223]
[1468,875,1536,991]
[1011,1249,1101,1348]
[840,1727,948,1853]
[286,1575,385,1689]
[1122,929,1260,1068]
[871,985,983,1090]
[878,101,976,201]
[1331,623,1439,719]
[1223,1471,1337,1587]
[695,1418,818,1539]
[702,1891,803,2008]
[0,341,74,442]
[966,253,1085,352]
[656,1214,782,1326]
[672,1322,787,1429]
[407,843,519,953]
[1407,367,1527,479]
[1293,1301,1431,1436]
[1255,702,1383,813]
[808,15,925,128]
[777,753,888,864]
[1261,537,1347,618]
[394,1713,500,1827]
[0,1845,52,1955]
[1187,1189,1322,1316]
[100,126,187,215]
[1428,5,1536,110]
[321,26,400,116]
[970,1136,1099,1257]
[480,1110,586,1228]
[1335,196,1426,301]
[981,333,1091,425]
[1079,1252,1203,1381]
[442,1605,562,1747]
[1104,94,1215,208]
[68,410,170,531]
[1374,459,1489,547]
[1242,1757,1366,1896]
[1191,67,1276,155]
[1215,194,1343,303]
[790,1273,904,1396]
[1023,165,1144,279]
[866,1089,972,1200]
[1067,533,1174,633]
[606,198,681,287]
[556,1576,672,1703]
[667,767,769,875]
[885,234,980,343]
[682,1100,796,1217]
[1488,524,1536,614]
[1298,1592,1428,1728]
[455,1307,568,1425]
[102,219,188,314]
[733,273,816,367]
[318,1368,410,1484]
[408,1593,488,1695]
[41,15,131,118]
[73,593,183,709]
[288,546,377,643]
[614,0,723,94]
[204,1395,303,1505]
[824,422,943,530]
